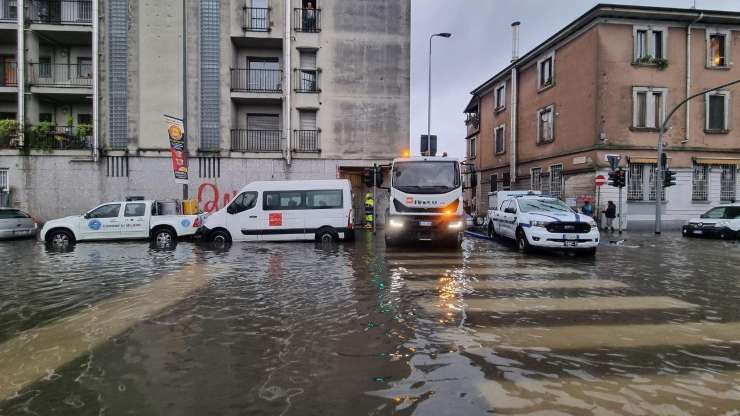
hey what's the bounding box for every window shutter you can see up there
[299,110,317,130]
[247,114,280,130]
[299,51,317,69]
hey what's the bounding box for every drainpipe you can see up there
[283,0,292,165]
[91,0,99,161]
[685,12,703,144]
[17,0,24,146]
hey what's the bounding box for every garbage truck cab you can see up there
[385,156,464,248]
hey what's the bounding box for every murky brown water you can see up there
[0,232,739,415]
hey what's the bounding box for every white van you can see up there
[202,180,354,243]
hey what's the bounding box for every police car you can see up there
[488,195,600,255]
[682,204,740,240]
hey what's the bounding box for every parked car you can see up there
[682,205,740,240]
[203,179,354,244]
[40,200,203,246]
[488,195,600,255]
[0,208,38,240]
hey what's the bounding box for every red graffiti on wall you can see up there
[197,183,238,213]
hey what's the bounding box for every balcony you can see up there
[25,124,92,150]
[294,69,320,93]
[28,63,92,89]
[293,130,319,153]
[231,68,282,93]
[231,129,281,153]
[293,8,320,32]
[243,7,269,32]
[0,0,17,22]
[28,0,92,25]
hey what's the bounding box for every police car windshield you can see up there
[518,199,572,213]
[393,161,460,194]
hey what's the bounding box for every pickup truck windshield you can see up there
[392,161,460,194]
[518,199,572,213]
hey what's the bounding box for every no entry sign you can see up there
[595,175,606,186]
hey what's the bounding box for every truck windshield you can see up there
[518,199,573,213]
[392,161,460,194]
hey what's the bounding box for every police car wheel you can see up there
[48,229,74,247]
[516,229,531,252]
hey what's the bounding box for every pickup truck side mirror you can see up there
[504,207,517,214]
[83,213,91,219]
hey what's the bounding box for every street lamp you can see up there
[427,32,452,149]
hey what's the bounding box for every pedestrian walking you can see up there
[603,201,616,232]
[581,200,594,217]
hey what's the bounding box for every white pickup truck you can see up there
[40,200,203,246]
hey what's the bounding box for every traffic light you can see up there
[663,170,676,188]
[363,169,374,187]
[608,171,618,187]
[609,169,626,188]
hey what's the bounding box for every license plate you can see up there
[420,221,432,227]
[693,230,703,235]
[566,241,577,247]
[565,234,578,240]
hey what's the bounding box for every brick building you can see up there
[463,3,740,229]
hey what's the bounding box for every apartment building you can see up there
[464,4,740,229]
[0,0,410,221]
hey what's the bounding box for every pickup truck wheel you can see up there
[47,229,74,247]
[516,229,531,253]
[153,228,176,247]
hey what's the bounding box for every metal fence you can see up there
[720,165,737,202]
[230,129,281,152]
[28,0,92,24]
[293,8,321,32]
[28,63,93,87]
[293,130,319,152]
[231,68,282,92]
[692,164,709,201]
[0,0,17,21]
[25,125,91,150]
[294,69,319,93]
[243,7,269,32]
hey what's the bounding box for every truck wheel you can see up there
[209,229,231,245]
[152,227,176,247]
[47,229,74,247]
[516,229,531,253]
[316,227,338,244]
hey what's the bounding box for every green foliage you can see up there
[66,115,74,127]
[77,123,93,137]
[0,119,18,138]
[31,121,54,135]
[636,55,669,70]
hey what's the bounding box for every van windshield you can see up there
[518,198,572,213]
[392,161,460,194]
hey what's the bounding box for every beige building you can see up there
[464,4,740,229]
[0,0,410,220]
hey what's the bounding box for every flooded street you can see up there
[1,232,739,415]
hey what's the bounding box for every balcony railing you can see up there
[0,0,17,22]
[26,125,92,150]
[293,8,320,32]
[243,7,269,32]
[28,0,92,25]
[231,129,281,152]
[294,69,319,93]
[28,63,93,88]
[1,62,17,86]
[231,68,282,93]
[293,130,319,152]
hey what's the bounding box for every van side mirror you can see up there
[83,213,91,219]
[227,204,236,215]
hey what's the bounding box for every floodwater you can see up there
[0,231,739,415]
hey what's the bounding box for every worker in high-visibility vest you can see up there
[364,193,374,229]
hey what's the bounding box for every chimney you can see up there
[511,21,521,62]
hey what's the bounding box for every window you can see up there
[502,172,511,191]
[702,207,727,219]
[77,57,92,78]
[39,113,52,123]
[537,105,554,143]
[721,165,737,202]
[247,113,280,131]
[299,110,317,131]
[0,209,30,219]
[264,191,304,210]
[469,136,477,159]
[247,57,280,91]
[0,168,8,191]
[0,112,16,120]
[531,168,542,191]
[634,26,667,61]
[38,57,51,78]
[707,31,730,68]
[627,164,645,201]
[706,91,730,132]
[494,125,505,154]
[228,192,258,214]
[307,190,342,209]
[124,203,146,217]
[490,174,498,193]
[647,164,665,201]
[298,50,318,92]
[549,164,563,200]
[633,87,667,129]
[78,114,92,125]
[88,204,121,219]
[537,53,554,89]
[494,83,506,110]
[692,164,709,201]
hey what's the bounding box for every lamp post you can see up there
[182,0,189,201]
[654,78,740,234]
[427,32,452,146]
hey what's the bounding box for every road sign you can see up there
[607,155,621,171]
[595,175,606,186]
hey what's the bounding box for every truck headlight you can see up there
[448,220,464,230]
[389,218,404,229]
[530,220,549,228]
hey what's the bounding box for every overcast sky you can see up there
[409,0,740,158]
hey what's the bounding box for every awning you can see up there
[629,157,657,164]
[694,158,740,166]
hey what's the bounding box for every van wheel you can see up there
[316,227,338,243]
[209,229,231,244]
[516,229,531,253]
[152,227,176,247]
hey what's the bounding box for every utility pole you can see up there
[427,33,452,143]
[182,0,189,201]
[654,78,740,234]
